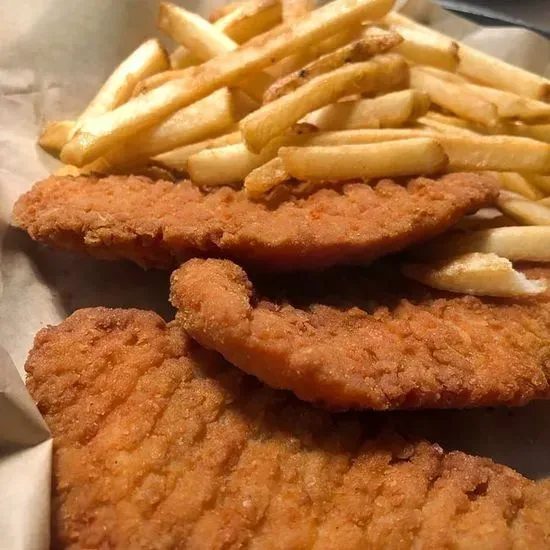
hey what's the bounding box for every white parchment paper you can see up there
[0,1,549,548]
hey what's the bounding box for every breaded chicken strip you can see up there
[171,258,550,410]
[26,308,550,549]
[13,173,497,271]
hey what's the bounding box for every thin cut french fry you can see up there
[417,116,478,136]
[458,45,550,102]
[102,88,236,167]
[152,131,242,172]
[279,137,447,180]
[71,39,169,139]
[61,0,396,166]
[518,123,550,144]
[497,191,550,225]
[386,11,550,101]
[158,3,272,101]
[417,227,550,262]
[303,89,429,130]
[409,66,498,126]
[527,174,550,194]
[282,0,315,21]
[403,253,546,297]
[390,23,458,71]
[262,29,402,102]
[38,120,75,154]
[244,157,291,198]
[293,128,431,146]
[241,53,407,153]
[170,0,283,68]
[465,83,550,121]
[488,172,544,201]
[440,135,550,174]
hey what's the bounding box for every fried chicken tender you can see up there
[12,173,497,271]
[26,308,550,549]
[171,258,550,410]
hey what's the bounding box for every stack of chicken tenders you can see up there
[11,0,550,547]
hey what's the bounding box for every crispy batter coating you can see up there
[170,259,550,410]
[26,308,550,549]
[12,173,497,271]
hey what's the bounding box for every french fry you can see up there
[38,120,75,155]
[385,12,550,101]
[279,137,447,180]
[71,39,169,139]
[54,157,111,177]
[61,0,396,166]
[454,210,517,232]
[188,143,268,186]
[417,227,550,262]
[244,157,291,198]
[497,191,550,225]
[539,197,550,207]
[169,47,200,71]
[158,3,272,101]
[403,253,546,297]
[391,24,458,71]
[422,111,483,132]
[152,131,242,172]
[458,46,550,102]
[209,1,247,22]
[262,30,402,102]
[409,66,498,126]
[440,135,550,173]
[170,0,283,69]
[465,83,550,122]
[303,89,429,130]
[294,128,431,146]
[282,0,315,21]
[102,88,236,167]
[527,174,550,194]
[518,123,550,144]
[187,123,316,186]
[241,53,407,153]
[489,172,544,201]
[417,116,479,136]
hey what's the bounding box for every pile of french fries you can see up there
[37,0,550,298]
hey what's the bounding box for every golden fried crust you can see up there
[12,173,497,271]
[25,308,550,549]
[170,259,550,410]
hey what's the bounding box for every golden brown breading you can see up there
[26,308,550,549]
[170,258,550,410]
[12,173,497,271]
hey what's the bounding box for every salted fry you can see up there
[497,191,550,226]
[187,124,315,186]
[158,3,272,101]
[152,131,242,172]
[282,0,315,21]
[242,54,407,153]
[304,89,429,130]
[465,83,550,121]
[188,143,267,186]
[244,157,291,198]
[458,46,550,102]
[294,128,431,146]
[489,172,544,201]
[403,253,546,297]
[409,66,498,126]
[38,120,75,154]
[419,227,550,263]
[262,30,402,103]
[219,0,282,42]
[527,174,550,194]
[417,116,478,136]
[61,0,395,166]
[391,24,458,71]
[279,137,447,180]
[71,39,169,138]
[440,135,550,173]
[385,11,550,101]
[102,88,236,167]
